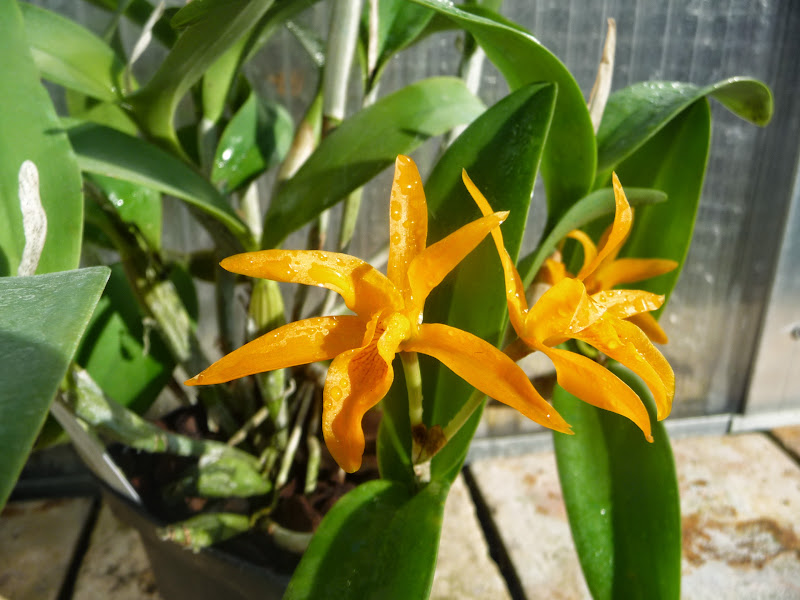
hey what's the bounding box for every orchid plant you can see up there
[0,1,772,599]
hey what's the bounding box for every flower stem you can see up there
[401,352,425,431]
[441,388,485,442]
[401,352,429,481]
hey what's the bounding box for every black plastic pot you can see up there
[103,487,294,600]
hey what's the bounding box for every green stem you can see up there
[441,388,485,442]
[401,352,426,474]
[401,352,424,430]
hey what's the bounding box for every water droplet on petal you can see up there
[329,386,343,401]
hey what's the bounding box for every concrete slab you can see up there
[73,504,161,600]
[771,425,800,459]
[470,433,800,600]
[0,497,94,600]
[431,474,511,600]
[469,450,592,599]
[677,433,800,599]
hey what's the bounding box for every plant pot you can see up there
[102,485,295,600]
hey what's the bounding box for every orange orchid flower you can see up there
[538,195,678,344]
[463,171,675,441]
[186,156,570,473]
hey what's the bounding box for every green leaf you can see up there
[128,0,276,151]
[411,0,596,219]
[377,363,416,488]
[363,0,434,87]
[553,362,681,600]
[517,187,667,287]
[285,479,450,600]
[420,82,556,481]
[201,36,248,125]
[0,0,83,276]
[0,267,110,511]
[211,92,294,193]
[20,2,128,101]
[89,174,162,250]
[241,0,326,66]
[158,513,251,551]
[66,101,140,136]
[67,122,251,248]
[75,264,174,414]
[83,0,177,48]
[171,455,271,498]
[261,77,485,248]
[595,77,773,184]
[590,78,772,305]
[610,100,711,306]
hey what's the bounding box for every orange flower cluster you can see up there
[188,156,675,471]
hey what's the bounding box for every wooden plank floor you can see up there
[3,429,800,600]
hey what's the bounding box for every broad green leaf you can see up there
[211,92,294,193]
[611,100,711,307]
[0,0,83,277]
[411,0,596,219]
[595,78,773,185]
[285,479,450,600]
[0,267,110,510]
[420,82,556,482]
[261,77,485,248]
[89,174,162,250]
[67,122,251,248]
[128,0,275,151]
[75,264,173,414]
[20,2,127,101]
[553,362,681,600]
[517,187,667,288]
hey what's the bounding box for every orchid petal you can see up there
[407,211,508,315]
[539,257,567,286]
[593,258,678,290]
[322,314,408,473]
[627,311,669,344]
[535,342,653,441]
[185,316,367,386]
[525,278,602,344]
[566,230,598,277]
[220,250,402,317]
[462,169,528,333]
[591,289,664,319]
[387,155,428,297]
[574,316,674,421]
[405,324,572,434]
[577,173,632,280]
